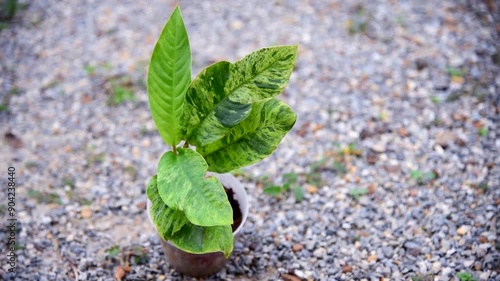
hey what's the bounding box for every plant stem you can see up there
[183,141,189,148]
[173,145,177,154]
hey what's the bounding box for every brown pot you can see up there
[147,173,249,278]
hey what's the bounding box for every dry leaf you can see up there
[4,132,23,148]
[281,273,301,281]
[114,266,126,280]
[342,265,353,273]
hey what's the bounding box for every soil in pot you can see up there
[224,186,242,232]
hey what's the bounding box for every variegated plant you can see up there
[146,6,297,258]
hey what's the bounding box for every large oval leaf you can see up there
[146,175,189,239]
[147,175,234,258]
[147,6,191,146]
[157,148,233,226]
[169,223,234,259]
[198,98,296,173]
[182,45,298,147]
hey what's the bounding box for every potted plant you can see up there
[145,6,298,277]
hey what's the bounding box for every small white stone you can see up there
[441,267,453,277]
[417,261,428,274]
[457,225,470,235]
[463,260,474,267]
[431,261,441,274]
[294,270,306,279]
[230,20,244,30]
[371,142,386,153]
[40,216,52,225]
[479,272,490,280]
[313,247,326,258]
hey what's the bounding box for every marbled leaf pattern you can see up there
[146,175,234,258]
[182,45,298,147]
[157,148,233,226]
[198,98,296,173]
[146,175,189,239]
[168,223,234,259]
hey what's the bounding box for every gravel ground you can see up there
[1,0,499,280]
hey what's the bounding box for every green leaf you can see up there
[263,186,282,195]
[198,98,296,173]
[283,172,298,185]
[182,45,298,147]
[293,186,304,201]
[423,172,437,181]
[350,188,368,201]
[410,170,422,180]
[169,223,234,259]
[157,148,233,226]
[446,67,465,78]
[105,245,121,259]
[147,6,191,146]
[146,175,190,238]
[477,127,487,137]
[147,174,234,258]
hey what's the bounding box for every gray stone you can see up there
[3,1,498,281]
[431,261,441,274]
[313,247,326,259]
[305,240,316,251]
[382,246,393,258]
[463,260,474,268]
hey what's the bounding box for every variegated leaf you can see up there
[182,45,298,147]
[169,223,234,259]
[146,175,189,239]
[198,98,296,173]
[157,148,233,226]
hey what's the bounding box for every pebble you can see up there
[476,244,490,257]
[463,260,474,268]
[305,241,316,251]
[294,270,306,279]
[441,267,454,278]
[479,272,490,280]
[446,248,457,256]
[81,206,93,219]
[435,131,456,148]
[371,142,386,153]
[417,261,428,274]
[342,265,353,273]
[431,261,441,274]
[313,248,326,258]
[40,216,52,225]
[367,254,377,263]
[457,225,470,236]
[404,240,421,250]
[292,244,303,252]
[305,184,318,194]
[2,0,498,280]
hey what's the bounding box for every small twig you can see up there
[123,251,131,272]
[70,264,79,281]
